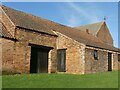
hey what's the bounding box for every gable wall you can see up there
[97,23,113,45]
[56,32,85,74]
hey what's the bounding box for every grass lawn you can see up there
[2,71,118,88]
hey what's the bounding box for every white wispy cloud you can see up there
[59,2,103,27]
[67,15,81,26]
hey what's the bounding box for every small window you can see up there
[94,50,98,60]
[118,54,120,62]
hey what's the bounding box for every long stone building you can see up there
[0,5,120,74]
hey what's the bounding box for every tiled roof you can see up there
[38,19,118,51]
[1,5,57,36]
[1,5,118,52]
[74,22,104,36]
[0,21,14,39]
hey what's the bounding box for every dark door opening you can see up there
[30,44,52,73]
[57,49,66,72]
[108,53,112,71]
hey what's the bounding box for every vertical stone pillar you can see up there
[112,53,118,71]
[48,49,57,73]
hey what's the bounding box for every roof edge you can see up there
[1,36,17,41]
[16,26,58,37]
[1,5,16,27]
[95,21,105,34]
[86,44,118,52]
[74,21,105,28]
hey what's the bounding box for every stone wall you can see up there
[117,54,120,70]
[1,38,16,74]
[13,28,57,74]
[56,32,85,74]
[85,47,108,74]
[118,62,120,70]
[112,52,118,71]
[85,47,119,74]
[0,38,1,74]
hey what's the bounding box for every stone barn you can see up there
[0,5,119,74]
[1,5,57,74]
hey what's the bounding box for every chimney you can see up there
[86,29,89,34]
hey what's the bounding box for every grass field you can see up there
[2,71,118,88]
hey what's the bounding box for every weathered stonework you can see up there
[112,52,118,70]
[0,38,2,74]
[1,38,16,73]
[85,46,119,74]
[118,62,120,70]
[85,48,107,74]
[56,32,85,74]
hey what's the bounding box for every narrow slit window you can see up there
[94,50,98,60]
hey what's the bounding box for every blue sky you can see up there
[2,2,118,47]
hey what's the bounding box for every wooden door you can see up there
[30,44,52,73]
[37,49,48,73]
[57,49,66,72]
[108,53,112,71]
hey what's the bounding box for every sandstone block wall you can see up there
[1,38,16,74]
[85,47,108,74]
[112,52,119,70]
[119,62,120,70]
[0,38,2,74]
[85,47,119,74]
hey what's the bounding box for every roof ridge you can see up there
[75,21,104,28]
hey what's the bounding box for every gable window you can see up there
[57,49,66,72]
[94,50,98,60]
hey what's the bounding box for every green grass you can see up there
[2,71,119,88]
